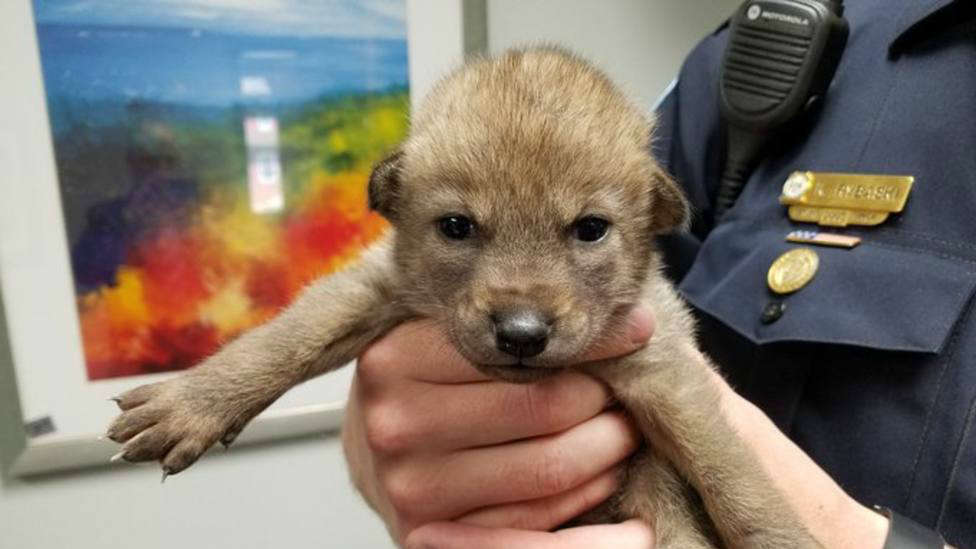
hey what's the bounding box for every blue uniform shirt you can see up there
[654,0,976,545]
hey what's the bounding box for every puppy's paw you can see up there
[106,373,258,476]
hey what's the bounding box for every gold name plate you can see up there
[780,171,914,227]
[788,205,888,227]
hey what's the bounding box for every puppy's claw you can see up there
[109,451,126,463]
[161,468,171,484]
[108,396,122,404]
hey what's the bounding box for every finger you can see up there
[579,304,655,363]
[366,371,610,453]
[390,411,639,520]
[553,519,655,548]
[405,519,655,549]
[457,465,622,530]
[106,406,164,442]
[360,305,653,385]
[359,320,490,385]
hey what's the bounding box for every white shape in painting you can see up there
[240,76,271,97]
[244,116,279,148]
[244,116,284,214]
[247,149,284,214]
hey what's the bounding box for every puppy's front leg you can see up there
[107,233,408,475]
[605,340,821,549]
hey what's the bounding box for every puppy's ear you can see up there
[368,148,404,219]
[648,168,690,234]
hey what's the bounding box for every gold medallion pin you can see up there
[768,248,819,294]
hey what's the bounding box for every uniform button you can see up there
[761,301,786,324]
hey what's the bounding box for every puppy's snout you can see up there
[493,310,551,359]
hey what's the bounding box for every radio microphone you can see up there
[714,0,848,219]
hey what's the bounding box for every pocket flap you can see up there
[679,229,976,353]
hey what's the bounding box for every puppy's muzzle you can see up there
[493,310,551,359]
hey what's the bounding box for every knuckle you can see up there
[358,339,398,381]
[402,523,445,549]
[383,467,426,515]
[401,528,429,549]
[363,402,413,455]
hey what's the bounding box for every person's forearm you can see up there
[711,371,889,549]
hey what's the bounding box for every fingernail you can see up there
[109,451,126,463]
[628,304,655,344]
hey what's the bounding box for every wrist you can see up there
[857,502,893,549]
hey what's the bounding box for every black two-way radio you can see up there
[714,0,849,219]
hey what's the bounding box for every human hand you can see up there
[341,305,654,543]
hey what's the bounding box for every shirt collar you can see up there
[889,0,973,57]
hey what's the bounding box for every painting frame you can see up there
[1,0,487,476]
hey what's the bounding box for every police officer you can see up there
[342,0,974,547]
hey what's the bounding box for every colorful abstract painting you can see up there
[32,1,408,380]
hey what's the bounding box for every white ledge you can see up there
[10,400,346,477]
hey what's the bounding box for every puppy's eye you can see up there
[574,216,610,242]
[438,215,474,240]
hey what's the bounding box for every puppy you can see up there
[107,47,818,548]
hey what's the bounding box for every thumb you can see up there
[404,519,654,549]
[580,304,655,363]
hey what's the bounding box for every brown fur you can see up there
[107,47,819,548]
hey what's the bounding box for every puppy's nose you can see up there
[494,310,550,358]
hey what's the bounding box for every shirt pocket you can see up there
[678,229,976,353]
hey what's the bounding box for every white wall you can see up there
[0,2,736,549]
[487,0,740,110]
[0,438,395,549]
